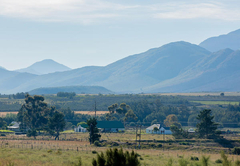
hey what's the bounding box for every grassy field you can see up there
[191,101,239,105]
[0,132,239,166]
[0,138,238,166]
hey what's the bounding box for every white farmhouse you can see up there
[146,124,172,135]
[74,125,87,132]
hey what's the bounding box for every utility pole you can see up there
[138,124,141,148]
[135,125,138,149]
[94,100,97,118]
[135,124,141,149]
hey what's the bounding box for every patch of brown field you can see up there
[74,111,108,115]
[0,112,18,117]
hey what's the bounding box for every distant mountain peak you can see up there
[199,28,240,52]
[16,59,71,75]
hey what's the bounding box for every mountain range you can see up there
[1,28,240,94]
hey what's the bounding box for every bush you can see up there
[92,150,97,154]
[1,133,6,136]
[190,156,199,161]
[233,147,240,155]
[235,160,240,166]
[157,143,162,148]
[179,142,190,145]
[92,148,140,166]
[47,149,53,153]
[215,159,223,163]
[56,149,62,155]
[94,141,101,147]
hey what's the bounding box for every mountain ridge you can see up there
[199,29,240,52]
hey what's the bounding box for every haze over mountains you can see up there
[1,29,240,94]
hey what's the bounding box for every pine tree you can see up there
[87,117,101,144]
[196,109,218,139]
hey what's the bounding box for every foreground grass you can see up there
[0,146,239,166]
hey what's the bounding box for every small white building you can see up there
[146,124,172,135]
[188,128,195,133]
[7,121,20,132]
[74,125,87,132]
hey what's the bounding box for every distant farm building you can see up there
[7,121,20,132]
[146,124,172,135]
[97,121,125,132]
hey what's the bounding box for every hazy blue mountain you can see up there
[0,68,37,94]
[144,49,240,92]
[29,86,113,95]
[0,66,6,70]
[5,41,210,93]
[199,29,240,52]
[16,59,71,75]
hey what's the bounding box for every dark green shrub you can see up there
[190,156,199,161]
[92,148,140,166]
[233,147,240,155]
[92,150,97,154]
[157,143,162,148]
[179,142,190,145]
[1,133,6,136]
[94,141,101,147]
[215,159,223,163]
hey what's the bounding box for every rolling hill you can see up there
[29,86,112,95]
[16,59,71,75]
[199,29,240,52]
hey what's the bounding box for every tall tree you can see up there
[48,111,66,140]
[196,109,218,139]
[164,114,181,128]
[17,94,54,138]
[87,117,101,144]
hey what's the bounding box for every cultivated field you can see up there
[191,101,239,105]
[0,111,109,117]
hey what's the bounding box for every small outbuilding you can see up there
[7,121,20,132]
[146,124,172,135]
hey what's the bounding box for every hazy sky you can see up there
[1,0,240,70]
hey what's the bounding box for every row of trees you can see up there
[57,92,76,98]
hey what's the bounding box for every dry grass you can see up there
[74,111,108,115]
[0,112,17,117]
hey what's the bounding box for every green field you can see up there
[191,101,239,105]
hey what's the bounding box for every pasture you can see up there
[0,132,239,166]
[191,101,239,105]
[1,130,240,163]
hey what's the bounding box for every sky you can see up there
[1,0,240,70]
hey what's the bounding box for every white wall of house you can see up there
[146,124,172,135]
[74,125,87,132]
